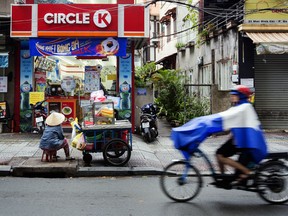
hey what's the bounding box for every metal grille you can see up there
[254,53,288,129]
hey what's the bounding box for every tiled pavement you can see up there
[0,118,287,176]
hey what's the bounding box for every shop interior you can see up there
[32,55,119,127]
[34,55,117,96]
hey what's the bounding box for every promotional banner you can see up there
[118,54,132,120]
[20,50,34,132]
[29,37,127,56]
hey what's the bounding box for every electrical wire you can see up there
[1,0,287,41]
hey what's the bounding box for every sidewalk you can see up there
[0,118,287,177]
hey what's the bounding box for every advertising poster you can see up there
[84,66,100,93]
[35,70,46,92]
[61,101,75,126]
[0,53,8,68]
[20,50,33,132]
[0,77,8,93]
[0,101,7,119]
[118,54,132,120]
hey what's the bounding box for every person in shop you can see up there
[39,112,75,160]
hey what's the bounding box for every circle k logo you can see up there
[93,9,111,28]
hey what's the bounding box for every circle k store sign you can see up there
[11,4,148,38]
[43,9,112,28]
[38,4,117,35]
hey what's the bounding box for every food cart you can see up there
[79,101,132,166]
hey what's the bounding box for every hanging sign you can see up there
[29,37,127,56]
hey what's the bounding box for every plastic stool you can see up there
[41,149,57,162]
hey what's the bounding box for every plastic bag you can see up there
[70,118,81,140]
[90,90,106,102]
[71,132,86,150]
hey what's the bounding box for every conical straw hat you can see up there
[45,112,65,126]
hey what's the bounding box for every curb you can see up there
[0,166,12,176]
[12,166,77,178]
[76,167,163,177]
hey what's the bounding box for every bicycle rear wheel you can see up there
[256,161,288,204]
[160,161,202,202]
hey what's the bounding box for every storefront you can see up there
[10,2,148,132]
[238,0,288,129]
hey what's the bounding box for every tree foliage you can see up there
[135,63,210,125]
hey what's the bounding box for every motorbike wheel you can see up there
[144,132,152,143]
[256,160,288,204]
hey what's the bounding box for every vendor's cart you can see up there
[80,120,132,166]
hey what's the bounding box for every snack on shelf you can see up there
[93,101,115,125]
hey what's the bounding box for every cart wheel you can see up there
[83,153,92,164]
[103,139,131,166]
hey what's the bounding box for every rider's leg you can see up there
[217,154,251,175]
[216,137,236,174]
[216,154,225,174]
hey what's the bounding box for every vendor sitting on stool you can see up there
[39,112,75,160]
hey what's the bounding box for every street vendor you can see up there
[39,112,75,160]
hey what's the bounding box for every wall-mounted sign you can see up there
[29,37,127,56]
[245,0,288,24]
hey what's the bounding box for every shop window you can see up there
[217,61,233,90]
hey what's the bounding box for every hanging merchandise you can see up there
[61,76,76,93]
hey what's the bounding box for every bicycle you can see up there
[160,148,288,204]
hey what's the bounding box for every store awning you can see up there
[246,32,288,43]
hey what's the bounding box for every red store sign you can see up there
[11,4,148,38]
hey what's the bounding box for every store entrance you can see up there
[20,55,119,132]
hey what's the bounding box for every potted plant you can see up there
[175,42,186,51]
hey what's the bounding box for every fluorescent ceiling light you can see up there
[56,56,76,65]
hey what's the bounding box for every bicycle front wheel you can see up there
[160,161,202,202]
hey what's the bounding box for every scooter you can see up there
[139,103,158,143]
[30,100,47,134]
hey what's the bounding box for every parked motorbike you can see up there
[138,103,158,143]
[30,100,47,134]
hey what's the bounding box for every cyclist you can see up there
[216,85,264,184]
[171,85,267,186]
